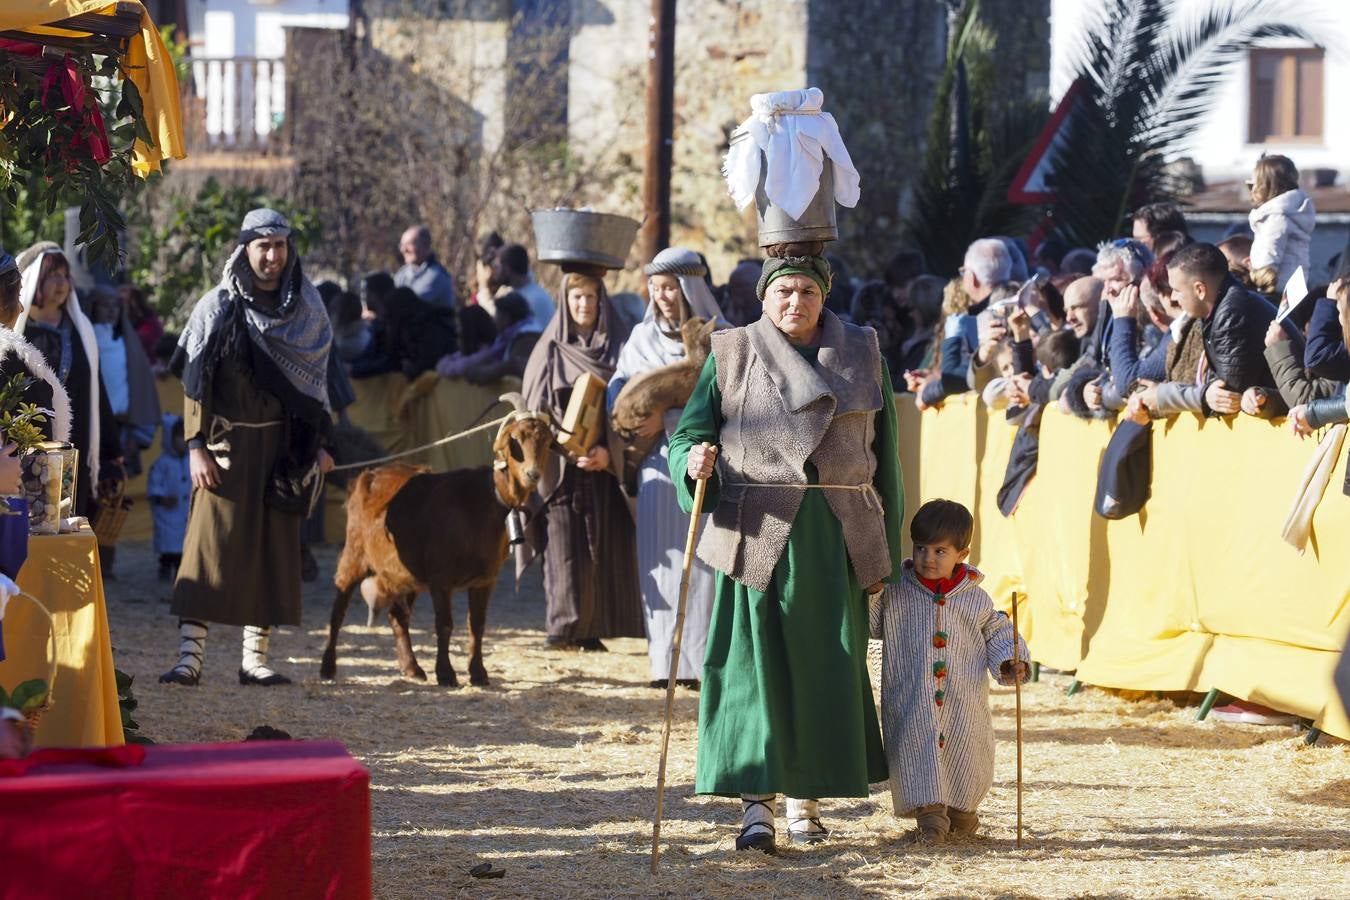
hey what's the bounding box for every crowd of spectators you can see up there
[864,154,1347,727]
[884,156,1346,456]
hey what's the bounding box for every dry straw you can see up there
[100,542,1348,899]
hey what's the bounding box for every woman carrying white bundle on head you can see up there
[607,248,724,690]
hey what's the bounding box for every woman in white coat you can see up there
[607,248,723,688]
[1248,154,1315,296]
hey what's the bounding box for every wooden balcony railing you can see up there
[181,56,288,155]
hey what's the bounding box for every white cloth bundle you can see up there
[722,87,861,221]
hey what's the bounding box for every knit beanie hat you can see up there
[756,255,832,301]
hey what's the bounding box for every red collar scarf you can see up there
[915,564,968,596]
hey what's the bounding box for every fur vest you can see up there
[0,325,72,443]
[1165,315,1207,384]
[697,311,891,591]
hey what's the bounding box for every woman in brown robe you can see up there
[522,270,642,650]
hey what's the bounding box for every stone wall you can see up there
[567,0,1050,282]
[803,0,947,273]
[284,0,1051,284]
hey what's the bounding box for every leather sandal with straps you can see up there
[735,798,777,854]
[788,816,830,845]
[158,665,200,686]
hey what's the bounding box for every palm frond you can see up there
[1140,2,1311,153]
[1048,0,1316,248]
[1104,0,1169,116]
[1072,0,1168,112]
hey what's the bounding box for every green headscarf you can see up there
[756,255,832,301]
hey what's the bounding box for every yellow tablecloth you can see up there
[908,394,1350,741]
[1,1,185,174]
[0,530,123,747]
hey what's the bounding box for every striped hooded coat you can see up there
[870,562,1027,816]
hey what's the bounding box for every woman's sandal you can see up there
[788,816,830,845]
[735,797,777,854]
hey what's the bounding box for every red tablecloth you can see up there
[0,740,371,900]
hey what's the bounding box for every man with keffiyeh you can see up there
[160,209,334,687]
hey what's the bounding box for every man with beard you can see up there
[160,209,334,687]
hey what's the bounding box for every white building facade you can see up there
[186,0,349,149]
[1049,0,1350,275]
[1049,0,1349,185]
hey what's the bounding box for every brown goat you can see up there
[610,315,717,441]
[319,396,553,686]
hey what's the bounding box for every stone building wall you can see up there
[567,0,1050,281]
[297,0,1050,283]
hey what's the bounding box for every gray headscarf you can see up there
[173,209,331,417]
[615,248,724,380]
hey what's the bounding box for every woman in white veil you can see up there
[15,244,119,518]
[607,247,723,688]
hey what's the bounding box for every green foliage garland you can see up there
[0,46,155,271]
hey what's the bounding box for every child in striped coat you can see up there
[869,499,1028,843]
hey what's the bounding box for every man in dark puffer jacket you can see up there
[1134,242,1283,419]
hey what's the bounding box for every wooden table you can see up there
[0,529,122,747]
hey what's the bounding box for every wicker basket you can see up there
[90,466,131,547]
[11,591,57,740]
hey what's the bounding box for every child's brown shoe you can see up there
[906,827,946,845]
[947,808,979,836]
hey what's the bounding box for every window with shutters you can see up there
[1248,48,1324,143]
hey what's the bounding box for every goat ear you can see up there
[499,391,527,413]
[701,317,718,336]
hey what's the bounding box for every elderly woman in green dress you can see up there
[669,254,904,854]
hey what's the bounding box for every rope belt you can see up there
[207,415,283,447]
[328,414,512,473]
[729,481,884,512]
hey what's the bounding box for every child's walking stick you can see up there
[651,443,713,874]
[1010,591,1024,849]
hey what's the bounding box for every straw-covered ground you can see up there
[105,540,1348,899]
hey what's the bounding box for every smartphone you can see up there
[989,271,1048,313]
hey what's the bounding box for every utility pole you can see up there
[640,0,676,267]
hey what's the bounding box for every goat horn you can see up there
[498,391,527,413]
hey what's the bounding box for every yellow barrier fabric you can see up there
[0,531,123,747]
[908,394,1350,741]
[2,2,186,174]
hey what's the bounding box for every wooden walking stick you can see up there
[1010,591,1024,849]
[651,443,714,874]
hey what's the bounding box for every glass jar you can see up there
[20,449,63,535]
[37,441,77,520]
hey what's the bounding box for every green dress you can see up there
[668,348,904,798]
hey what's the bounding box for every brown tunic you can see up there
[171,363,302,626]
[542,465,644,642]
